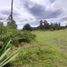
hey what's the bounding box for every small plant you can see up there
[0,40,19,67]
[19,31,36,43]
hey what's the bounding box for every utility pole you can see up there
[10,0,13,21]
[7,0,17,29]
[7,0,13,22]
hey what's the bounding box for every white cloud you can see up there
[0,0,11,10]
[0,0,67,29]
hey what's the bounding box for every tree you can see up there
[39,20,50,30]
[39,20,44,30]
[7,20,17,29]
[54,23,60,30]
[43,20,50,30]
[23,24,32,31]
[65,24,67,28]
[50,22,61,30]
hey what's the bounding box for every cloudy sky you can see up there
[0,0,67,29]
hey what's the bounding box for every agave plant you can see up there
[0,40,19,67]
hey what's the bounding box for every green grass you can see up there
[34,30,67,52]
[12,30,67,67]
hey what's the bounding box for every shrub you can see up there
[18,31,36,43]
[0,28,36,46]
[8,31,36,46]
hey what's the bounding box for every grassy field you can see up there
[13,30,67,67]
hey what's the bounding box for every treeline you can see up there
[0,20,67,32]
[23,20,67,31]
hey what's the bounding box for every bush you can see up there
[18,31,36,43]
[7,31,36,46]
[0,29,21,47]
[0,27,36,46]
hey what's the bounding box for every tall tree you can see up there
[39,20,44,30]
[43,20,50,30]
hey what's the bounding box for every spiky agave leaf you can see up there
[0,40,20,67]
[0,40,11,56]
[0,48,10,61]
[0,48,19,67]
